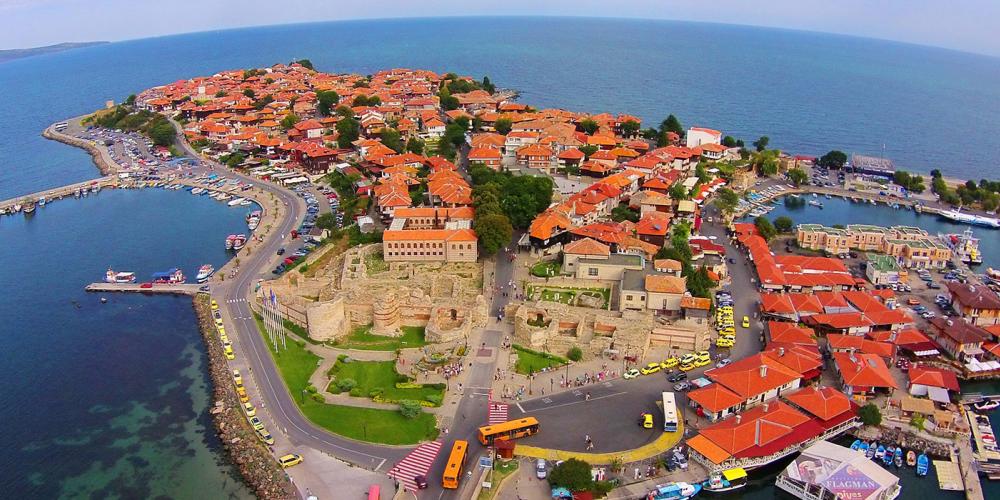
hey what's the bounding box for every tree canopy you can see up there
[660,114,683,136]
[620,120,640,137]
[280,113,299,130]
[475,213,513,256]
[753,136,770,152]
[818,150,848,169]
[335,116,360,148]
[858,403,882,426]
[787,167,808,187]
[773,216,794,233]
[548,458,594,492]
[494,117,513,135]
[579,118,599,135]
[755,216,777,241]
[712,188,740,214]
[316,90,340,116]
[379,128,404,153]
[293,59,314,70]
[351,94,381,107]
[469,164,554,229]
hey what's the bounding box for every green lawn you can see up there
[254,314,438,444]
[477,460,519,500]
[365,251,389,275]
[530,260,561,277]
[334,325,429,351]
[527,285,611,308]
[328,359,444,404]
[512,344,567,375]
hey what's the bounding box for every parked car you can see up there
[667,372,687,383]
[673,381,691,392]
[535,459,548,479]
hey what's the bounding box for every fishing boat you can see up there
[13,203,21,213]
[239,199,252,206]
[232,234,247,251]
[191,187,205,195]
[851,439,862,451]
[875,445,886,460]
[22,198,36,214]
[247,210,261,230]
[974,399,1000,412]
[893,447,903,467]
[906,450,917,467]
[882,446,894,466]
[228,197,246,207]
[916,454,929,476]
[940,228,983,265]
[74,188,81,198]
[701,468,747,493]
[38,196,46,207]
[196,264,215,283]
[866,442,877,459]
[808,200,823,208]
[104,268,137,283]
[151,268,185,284]
[225,234,237,250]
[646,481,701,500]
[859,441,870,456]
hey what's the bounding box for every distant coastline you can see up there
[0,41,108,63]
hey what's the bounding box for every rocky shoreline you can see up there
[192,295,295,500]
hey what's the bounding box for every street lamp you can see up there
[301,389,306,404]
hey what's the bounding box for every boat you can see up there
[851,439,862,451]
[974,399,1000,412]
[38,196,46,207]
[22,198,36,214]
[906,450,916,467]
[701,468,747,493]
[825,194,832,199]
[866,442,877,459]
[646,481,701,500]
[875,445,886,460]
[151,268,185,284]
[893,447,903,467]
[232,234,247,251]
[247,210,261,230]
[882,446,894,466]
[812,193,818,198]
[940,229,983,265]
[104,268,137,283]
[239,199,252,206]
[225,234,237,250]
[916,454,929,476]
[191,187,205,195]
[228,197,246,207]
[196,264,215,283]
[808,200,823,208]
[939,208,1000,229]
[860,441,870,455]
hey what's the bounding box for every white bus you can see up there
[662,392,679,432]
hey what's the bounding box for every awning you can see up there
[927,386,951,404]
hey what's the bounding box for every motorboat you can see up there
[851,440,862,451]
[701,468,747,493]
[906,450,917,467]
[875,445,886,460]
[974,399,1000,412]
[232,234,247,251]
[239,199,252,206]
[105,268,137,283]
[151,268,185,284]
[866,442,876,459]
[225,234,237,250]
[893,447,903,467]
[196,264,215,283]
[916,454,929,476]
[859,441,870,455]
[228,197,246,207]
[882,446,894,466]
[646,481,701,500]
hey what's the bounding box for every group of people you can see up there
[439,362,463,379]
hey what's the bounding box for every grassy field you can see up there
[530,260,561,277]
[512,344,567,375]
[365,250,389,275]
[477,460,520,500]
[334,325,428,351]
[255,315,438,444]
[328,359,444,403]
[527,285,611,307]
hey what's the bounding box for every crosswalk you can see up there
[487,390,508,424]
[225,298,249,304]
[387,440,443,493]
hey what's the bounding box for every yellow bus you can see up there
[476,417,539,446]
[442,440,468,489]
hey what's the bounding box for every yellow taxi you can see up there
[680,353,697,365]
[211,299,219,311]
[237,386,249,403]
[249,416,265,431]
[214,317,224,328]
[223,342,236,360]
[217,326,226,337]
[694,351,712,367]
[716,337,735,348]
[742,316,751,328]
[718,326,736,336]
[639,413,654,429]
[679,362,696,372]
[640,362,662,375]
[232,369,243,388]
[243,402,256,417]
[278,453,303,468]
[257,428,274,445]
[660,357,679,369]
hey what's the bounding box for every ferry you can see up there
[225,234,237,250]
[701,468,747,493]
[151,268,185,284]
[228,197,246,207]
[104,268,137,283]
[232,234,247,251]
[940,228,983,264]
[939,208,1000,229]
[196,264,215,283]
[646,481,701,500]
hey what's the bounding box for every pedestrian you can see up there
[634,467,641,480]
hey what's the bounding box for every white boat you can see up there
[239,199,252,206]
[191,187,205,195]
[808,200,823,208]
[105,268,136,283]
[974,400,1000,412]
[701,468,747,493]
[228,197,246,207]
[939,209,1000,229]
[248,217,260,231]
[647,481,701,500]
[225,234,236,250]
[232,234,247,250]
[196,264,215,283]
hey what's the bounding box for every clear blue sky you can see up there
[3,0,999,57]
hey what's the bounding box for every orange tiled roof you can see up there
[563,237,611,257]
[644,275,686,294]
[833,352,898,389]
[783,386,853,420]
[705,353,803,399]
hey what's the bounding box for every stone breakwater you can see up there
[192,295,295,500]
[42,121,117,176]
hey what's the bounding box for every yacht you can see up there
[196,264,215,283]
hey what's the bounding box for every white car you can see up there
[535,459,547,479]
[716,358,732,368]
[623,368,640,380]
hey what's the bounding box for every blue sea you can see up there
[1,16,999,498]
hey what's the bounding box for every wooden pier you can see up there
[85,282,205,295]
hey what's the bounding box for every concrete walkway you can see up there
[514,420,684,465]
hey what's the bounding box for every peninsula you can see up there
[0,41,108,63]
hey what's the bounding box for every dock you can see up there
[935,459,964,491]
[85,283,205,295]
[0,176,118,214]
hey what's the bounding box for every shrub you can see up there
[305,384,318,394]
[567,347,583,362]
[310,393,325,403]
[425,394,443,406]
[369,388,384,398]
[548,458,594,491]
[399,400,423,419]
[335,378,357,392]
[337,354,350,362]
[349,387,364,398]
[395,382,424,389]
[859,403,882,426]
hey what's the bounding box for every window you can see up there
[626,295,633,301]
[588,267,599,277]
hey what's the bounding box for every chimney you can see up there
[763,402,770,412]
[735,414,742,424]
[759,364,768,378]
[778,347,786,357]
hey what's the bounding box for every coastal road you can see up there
[169,122,412,478]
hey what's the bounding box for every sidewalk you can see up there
[513,420,685,465]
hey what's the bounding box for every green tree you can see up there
[721,135,738,147]
[494,117,513,135]
[475,213,513,256]
[352,94,381,107]
[611,204,640,222]
[858,403,882,426]
[379,128,404,153]
[438,87,459,111]
[294,59,314,70]
[481,76,496,94]
[753,136,770,152]
[316,90,340,116]
[787,167,808,187]
[147,120,175,147]
[335,117,360,148]
[549,458,595,492]
[124,94,137,106]
[579,118,600,135]
[280,113,299,130]
[335,105,354,118]
[686,265,715,298]
[755,216,777,241]
[316,212,337,230]
[406,137,425,155]
[818,150,848,169]
[669,182,688,200]
[253,95,274,111]
[660,114,683,136]
[774,216,794,233]
[223,153,245,168]
[242,88,255,99]
[398,400,422,419]
[567,347,583,362]
[579,144,599,160]
[713,188,740,214]
[620,119,640,138]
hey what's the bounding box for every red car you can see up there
[140,282,153,289]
